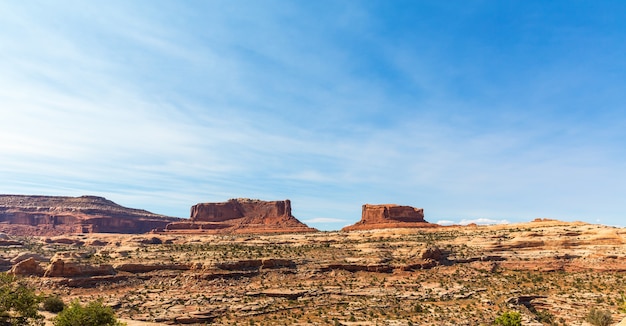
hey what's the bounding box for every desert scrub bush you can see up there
[534,309,556,325]
[619,293,626,313]
[42,295,65,313]
[0,273,43,325]
[494,311,522,326]
[585,308,612,326]
[53,299,126,326]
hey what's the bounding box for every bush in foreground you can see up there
[53,299,125,326]
[42,295,65,313]
[586,308,612,326]
[0,273,42,325]
[494,311,522,326]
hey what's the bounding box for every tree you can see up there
[53,299,125,326]
[42,296,65,313]
[0,273,42,326]
[494,311,522,326]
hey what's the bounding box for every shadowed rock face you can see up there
[342,204,434,231]
[0,195,180,236]
[165,198,316,234]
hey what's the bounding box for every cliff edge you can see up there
[0,195,180,236]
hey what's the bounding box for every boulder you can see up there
[136,237,163,245]
[421,246,442,261]
[85,239,108,246]
[44,258,116,277]
[0,239,23,246]
[10,252,49,264]
[342,204,435,231]
[45,237,84,246]
[9,257,44,276]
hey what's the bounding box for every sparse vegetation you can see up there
[0,222,623,325]
[494,311,522,326]
[42,295,65,313]
[53,300,125,326]
[0,273,42,325]
[585,308,612,326]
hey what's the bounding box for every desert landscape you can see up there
[1,195,625,325]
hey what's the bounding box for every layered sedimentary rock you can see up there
[0,195,180,236]
[165,198,316,234]
[342,204,435,231]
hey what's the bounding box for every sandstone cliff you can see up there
[0,195,180,236]
[165,198,316,234]
[342,204,436,231]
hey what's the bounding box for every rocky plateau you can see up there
[342,204,435,231]
[0,219,624,325]
[0,195,180,236]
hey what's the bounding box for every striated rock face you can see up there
[165,198,316,234]
[44,258,116,277]
[9,257,44,276]
[190,199,292,222]
[0,195,181,236]
[342,204,435,231]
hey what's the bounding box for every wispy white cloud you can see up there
[1,2,625,230]
[303,217,348,224]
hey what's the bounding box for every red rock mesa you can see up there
[164,198,317,234]
[0,195,179,236]
[342,204,435,231]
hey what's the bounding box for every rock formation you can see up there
[44,258,116,277]
[0,195,180,236]
[9,257,44,276]
[342,204,436,231]
[164,198,316,234]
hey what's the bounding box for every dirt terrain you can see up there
[1,219,625,325]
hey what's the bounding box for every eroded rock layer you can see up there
[342,204,434,231]
[2,221,624,325]
[0,195,180,236]
[165,198,316,234]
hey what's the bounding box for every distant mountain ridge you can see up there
[0,195,180,236]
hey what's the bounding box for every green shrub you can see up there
[0,273,43,325]
[535,309,555,325]
[585,308,612,326]
[42,295,65,313]
[494,311,522,326]
[53,299,125,326]
[619,294,626,313]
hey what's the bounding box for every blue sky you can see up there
[1,1,625,230]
